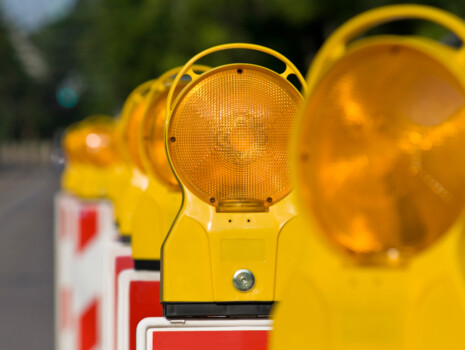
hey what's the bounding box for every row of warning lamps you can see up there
[61,5,465,349]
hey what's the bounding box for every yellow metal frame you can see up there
[272,5,465,349]
[162,43,308,305]
[130,65,210,262]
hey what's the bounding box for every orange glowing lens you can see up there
[142,83,186,191]
[298,43,465,263]
[168,64,302,209]
[81,117,120,167]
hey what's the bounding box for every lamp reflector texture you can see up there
[168,64,301,209]
[297,43,465,263]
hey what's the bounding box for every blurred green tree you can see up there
[9,0,465,139]
[0,12,50,141]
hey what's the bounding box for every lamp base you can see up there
[163,302,273,319]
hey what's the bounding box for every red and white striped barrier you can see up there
[56,191,271,350]
[55,192,116,350]
[117,270,162,350]
[136,318,272,350]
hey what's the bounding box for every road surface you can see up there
[0,164,59,350]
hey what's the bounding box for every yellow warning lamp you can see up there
[130,65,210,270]
[113,80,156,239]
[271,5,465,350]
[76,115,123,199]
[161,43,307,317]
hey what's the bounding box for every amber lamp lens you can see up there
[168,64,302,208]
[298,43,465,263]
[82,122,120,167]
[63,127,85,163]
[124,99,147,172]
[142,84,186,190]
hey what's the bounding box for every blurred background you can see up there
[0,0,464,349]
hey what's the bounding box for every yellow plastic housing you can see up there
[271,4,465,350]
[130,174,181,261]
[162,43,308,306]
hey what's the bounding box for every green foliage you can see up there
[0,12,39,140]
[3,0,465,140]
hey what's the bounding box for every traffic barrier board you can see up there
[55,192,116,350]
[136,318,271,350]
[117,270,161,350]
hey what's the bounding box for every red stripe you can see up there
[79,299,99,350]
[153,330,269,350]
[77,206,98,253]
[129,281,162,350]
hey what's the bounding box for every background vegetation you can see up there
[1,0,464,141]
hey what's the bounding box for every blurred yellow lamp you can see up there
[81,117,120,167]
[130,66,209,270]
[61,115,122,199]
[161,43,307,318]
[271,5,465,350]
[113,80,155,239]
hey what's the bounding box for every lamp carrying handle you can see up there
[165,43,307,118]
[308,4,465,91]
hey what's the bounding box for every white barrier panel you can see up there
[117,270,161,350]
[55,192,116,350]
[136,318,272,350]
[102,242,133,350]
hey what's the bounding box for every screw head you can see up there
[233,269,255,292]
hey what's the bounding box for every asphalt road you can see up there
[0,164,59,350]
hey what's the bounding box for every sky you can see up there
[1,0,76,32]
